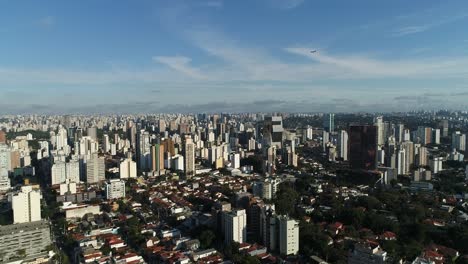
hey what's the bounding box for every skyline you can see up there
[1,0,468,113]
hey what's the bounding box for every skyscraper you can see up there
[150,144,165,174]
[349,125,377,170]
[136,130,151,171]
[105,179,126,199]
[374,116,384,146]
[323,113,335,133]
[12,186,41,224]
[183,136,195,179]
[338,130,348,161]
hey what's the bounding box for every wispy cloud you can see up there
[152,56,206,79]
[392,12,468,37]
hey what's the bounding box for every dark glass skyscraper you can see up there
[349,125,377,170]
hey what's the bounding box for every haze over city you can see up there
[1,0,468,113]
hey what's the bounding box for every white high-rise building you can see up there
[12,186,41,224]
[86,153,105,183]
[51,159,80,185]
[59,179,77,195]
[397,149,406,175]
[224,209,247,244]
[230,153,240,169]
[120,158,137,178]
[374,116,384,146]
[278,215,299,256]
[432,129,440,145]
[430,157,443,174]
[103,134,110,153]
[105,179,126,199]
[0,143,11,191]
[338,130,348,161]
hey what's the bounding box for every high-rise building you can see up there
[105,179,126,199]
[401,141,414,174]
[452,131,466,152]
[224,209,247,244]
[12,186,41,224]
[158,119,166,133]
[432,129,441,145]
[119,158,137,178]
[51,160,80,185]
[136,130,151,171]
[338,130,348,161]
[397,149,406,175]
[374,116,384,146]
[150,144,165,174]
[183,136,195,179]
[278,215,299,256]
[0,143,11,191]
[86,153,105,183]
[323,113,335,133]
[395,124,404,143]
[416,146,428,166]
[430,157,443,174]
[349,125,377,170]
[439,120,449,137]
[87,127,98,141]
[263,116,284,149]
[0,130,6,143]
[103,134,110,153]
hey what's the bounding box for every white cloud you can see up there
[153,56,207,79]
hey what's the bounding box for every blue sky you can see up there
[1,0,468,113]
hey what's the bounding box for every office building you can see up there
[12,186,41,224]
[105,179,126,199]
[349,125,377,170]
[224,209,247,244]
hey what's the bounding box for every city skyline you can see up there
[1,0,468,113]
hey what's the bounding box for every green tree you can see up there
[199,230,216,249]
[275,184,299,215]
